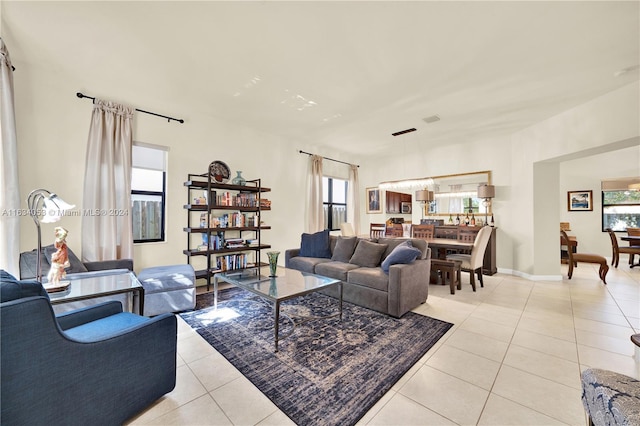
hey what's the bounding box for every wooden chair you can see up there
[606,228,640,268]
[369,223,386,239]
[385,224,403,237]
[411,224,434,239]
[560,230,608,284]
[457,227,477,254]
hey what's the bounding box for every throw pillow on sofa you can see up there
[380,241,422,273]
[349,240,388,268]
[299,229,332,258]
[331,237,358,262]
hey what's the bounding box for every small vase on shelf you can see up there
[232,171,246,186]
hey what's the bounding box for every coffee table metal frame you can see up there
[214,267,342,351]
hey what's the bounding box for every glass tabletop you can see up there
[217,267,340,301]
[47,271,142,302]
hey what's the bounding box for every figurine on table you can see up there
[47,226,70,285]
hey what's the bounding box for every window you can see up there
[131,143,167,243]
[322,177,347,231]
[602,189,640,231]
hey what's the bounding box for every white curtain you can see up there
[0,38,20,276]
[347,164,360,236]
[306,155,324,232]
[81,100,134,262]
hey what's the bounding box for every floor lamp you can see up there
[27,189,75,281]
[415,189,434,220]
[477,184,495,226]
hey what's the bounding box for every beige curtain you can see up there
[0,38,20,276]
[81,100,134,262]
[306,155,324,232]
[347,164,360,236]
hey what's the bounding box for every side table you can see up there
[48,271,144,315]
[431,259,462,295]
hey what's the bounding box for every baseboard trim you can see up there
[497,268,563,281]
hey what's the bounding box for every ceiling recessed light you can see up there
[422,115,441,124]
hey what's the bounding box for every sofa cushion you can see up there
[315,261,360,281]
[331,237,358,262]
[287,256,332,274]
[381,241,422,273]
[299,230,332,258]
[349,240,388,268]
[347,267,390,292]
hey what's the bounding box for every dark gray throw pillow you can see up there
[331,237,358,262]
[349,240,388,268]
[299,229,332,258]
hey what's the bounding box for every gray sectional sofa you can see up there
[285,234,431,318]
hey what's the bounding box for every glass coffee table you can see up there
[47,271,145,315]
[213,267,342,351]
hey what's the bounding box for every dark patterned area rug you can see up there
[180,288,453,426]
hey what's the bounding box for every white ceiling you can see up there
[3,1,639,158]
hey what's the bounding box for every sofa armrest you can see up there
[56,301,124,330]
[387,253,431,318]
[84,259,134,272]
[285,249,301,267]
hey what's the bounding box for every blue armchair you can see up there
[0,270,177,425]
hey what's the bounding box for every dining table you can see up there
[424,237,474,260]
[621,235,640,268]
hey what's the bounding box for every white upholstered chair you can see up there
[446,226,492,291]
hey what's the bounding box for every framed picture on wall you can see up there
[568,190,593,211]
[366,187,382,213]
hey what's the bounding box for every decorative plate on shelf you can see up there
[209,161,231,183]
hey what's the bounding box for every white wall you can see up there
[8,57,359,273]
[359,82,639,278]
[559,145,640,255]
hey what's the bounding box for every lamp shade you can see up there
[415,190,433,202]
[477,184,495,199]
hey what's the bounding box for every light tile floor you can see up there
[128,262,639,425]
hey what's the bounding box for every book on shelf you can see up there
[225,238,246,249]
[245,238,260,247]
[216,253,248,271]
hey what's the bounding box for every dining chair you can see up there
[385,224,404,237]
[457,227,477,255]
[446,226,492,291]
[369,223,386,239]
[411,224,434,239]
[606,228,640,268]
[627,227,640,265]
[560,230,608,284]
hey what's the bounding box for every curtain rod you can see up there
[299,150,359,168]
[76,92,184,124]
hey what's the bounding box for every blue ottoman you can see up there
[137,264,196,316]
